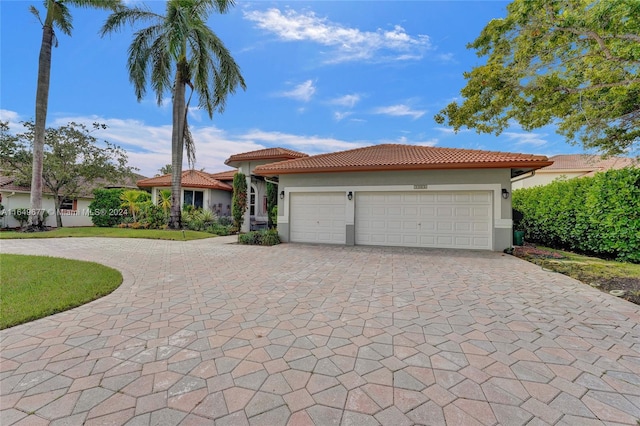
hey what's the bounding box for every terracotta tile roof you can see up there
[0,173,147,198]
[254,144,553,175]
[544,154,636,174]
[137,169,232,191]
[207,170,237,181]
[225,147,308,166]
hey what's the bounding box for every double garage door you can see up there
[290,191,492,250]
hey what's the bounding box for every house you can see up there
[512,154,636,189]
[224,147,308,230]
[0,173,144,228]
[244,144,552,251]
[137,169,235,216]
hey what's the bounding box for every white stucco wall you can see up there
[1,191,93,228]
[511,171,586,190]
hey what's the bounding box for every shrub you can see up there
[139,203,167,229]
[232,172,247,232]
[237,229,281,246]
[513,167,640,263]
[89,188,125,227]
[218,216,233,226]
[11,209,30,228]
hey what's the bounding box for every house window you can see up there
[183,190,204,209]
[60,198,76,210]
[250,186,256,216]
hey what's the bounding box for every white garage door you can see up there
[356,191,492,249]
[290,192,346,244]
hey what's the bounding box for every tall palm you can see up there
[29,0,120,228]
[101,0,246,229]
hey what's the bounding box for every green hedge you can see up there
[513,167,640,263]
[89,188,125,227]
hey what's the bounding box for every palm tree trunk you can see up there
[30,23,54,229]
[169,70,186,229]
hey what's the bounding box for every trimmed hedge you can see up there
[89,188,125,227]
[238,229,281,246]
[513,167,640,263]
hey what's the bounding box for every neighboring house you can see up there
[512,154,636,189]
[247,144,551,251]
[224,147,308,230]
[137,169,234,216]
[0,173,144,228]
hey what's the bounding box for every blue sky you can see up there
[1,1,587,177]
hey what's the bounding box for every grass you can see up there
[0,227,216,241]
[0,254,123,329]
[513,245,640,304]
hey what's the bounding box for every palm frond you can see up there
[51,2,73,36]
[183,116,196,169]
[67,0,121,11]
[29,6,43,25]
[100,6,160,37]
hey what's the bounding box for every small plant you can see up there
[12,209,30,228]
[237,229,281,246]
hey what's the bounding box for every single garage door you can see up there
[290,192,346,244]
[356,191,492,249]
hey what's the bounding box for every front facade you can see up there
[225,148,308,232]
[137,170,234,217]
[252,144,552,251]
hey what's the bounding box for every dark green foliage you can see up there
[139,203,167,229]
[266,181,278,228]
[232,172,247,232]
[89,188,125,227]
[238,229,281,246]
[513,168,640,263]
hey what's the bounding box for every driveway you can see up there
[1,237,639,425]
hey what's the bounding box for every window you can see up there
[250,186,256,216]
[60,198,75,210]
[183,190,204,208]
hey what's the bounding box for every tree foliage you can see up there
[0,121,134,228]
[513,167,640,263]
[435,0,640,156]
[232,172,247,232]
[101,0,246,229]
[89,188,124,227]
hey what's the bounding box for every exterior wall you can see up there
[151,186,232,216]
[1,191,93,228]
[236,161,271,232]
[512,171,587,189]
[276,168,514,251]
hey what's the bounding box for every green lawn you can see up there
[0,254,123,329]
[0,227,216,241]
[514,245,640,304]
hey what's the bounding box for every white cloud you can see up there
[334,111,352,122]
[240,129,364,154]
[278,80,316,102]
[503,132,549,147]
[380,135,438,146]
[244,8,431,63]
[373,104,426,119]
[330,94,361,108]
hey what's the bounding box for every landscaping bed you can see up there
[512,244,640,305]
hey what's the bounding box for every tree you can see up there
[28,0,120,229]
[156,164,172,176]
[0,121,134,228]
[101,0,246,229]
[435,0,640,156]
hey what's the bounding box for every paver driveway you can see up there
[1,237,640,425]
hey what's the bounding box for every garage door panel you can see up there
[290,192,346,244]
[356,191,492,250]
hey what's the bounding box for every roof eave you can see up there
[254,161,554,176]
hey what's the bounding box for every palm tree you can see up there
[101,0,246,229]
[158,189,172,216]
[29,0,120,229]
[120,190,142,222]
